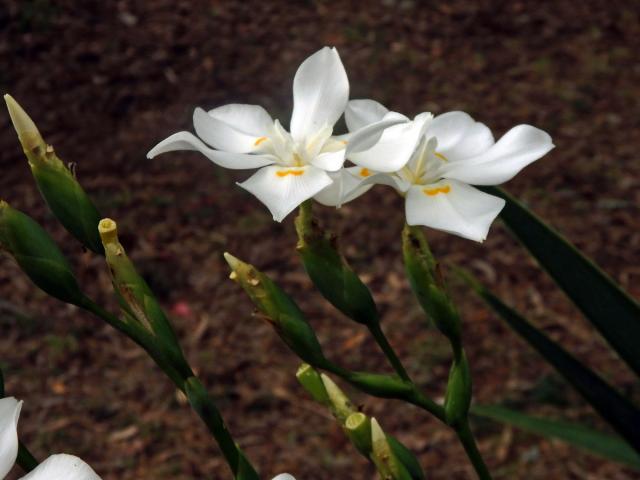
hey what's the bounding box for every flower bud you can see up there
[444,351,472,426]
[370,418,414,480]
[224,252,326,366]
[98,219,182,351]
[402,224,461,346]
[295,202,379,326]
[386,435,426,480]
[4,94,103,254]
[0,201,86,305]
[321,373,356,423]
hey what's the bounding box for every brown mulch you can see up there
[1,1,639,479]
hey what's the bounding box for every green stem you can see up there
[16,441,38,472]
[368,323,411,382]
[455,420,493,480]
[81,300,258,479]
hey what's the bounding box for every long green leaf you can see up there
[482,186,640,378]
[465,274,640,453]
[472,405,640,469]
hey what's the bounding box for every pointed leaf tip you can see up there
[223,252,242,271]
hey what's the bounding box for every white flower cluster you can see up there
[149,47,553,242]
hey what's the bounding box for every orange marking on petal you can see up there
[423,185,451,196]
[359,168,371,177]
[435,152,448,162]
[254,136,268,146]
[276,169,305,177]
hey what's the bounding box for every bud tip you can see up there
[370,417,385,444]
[4,94,40,141]
[98,218,118,244]
[223,251,242,271]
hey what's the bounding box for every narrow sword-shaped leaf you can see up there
[483,186,640,378]
[465,273,640,453]
[472,405,640,469]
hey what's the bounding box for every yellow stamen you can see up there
[435,152,448,162]
[423,185,451,196]
[276,169,305,177]
[341,140,348,145]
[254,136,267,146]
[359,168,371,177]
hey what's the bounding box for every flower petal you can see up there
[193,104,273,153]
[314,167,374,207]
[271,475,296,480]
[345,99,391,131]
[426,112,495,160]
[312,148,346,172]
[405,179,506,242]
[238,165,332,222]
[442,125,554,185]
[348,114,430,173]
[0,397,21,479]
[290,47,349,142]
[146,131,276,170]
[345,112,409,154]
[19,454,101,480]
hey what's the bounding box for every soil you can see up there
[1,1,639,479]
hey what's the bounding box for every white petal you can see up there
[146,131,275,170]
[426,112,495,160]
[19,454,101,480]
[405,180,506,242]
[348,114,429,173]
[0,397,21,479]
[314,167,374,207]
[238,165,332,222]
[345,112,409,154]
[312,148,346,172]
[345,99,390,131]
[442,125,554,185]
[193,104,273,153]
[290,47,349,142]
[271,475,296,480]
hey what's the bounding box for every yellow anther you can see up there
[276,169,305,177]
[254,136,267,146]
[423,185,451,196]
[359,168,371,177]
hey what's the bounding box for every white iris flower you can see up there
[147,47,401,222]
[339,99,555,242]
[0,397,101,480]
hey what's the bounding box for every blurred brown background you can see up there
[1,1,639,479]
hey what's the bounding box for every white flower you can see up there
[0,397,101,480]
[271,475,296,480]
[339,100,554,242]
[147,47,402,222]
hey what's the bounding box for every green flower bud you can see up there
[386,435,426,480]
[98,219,182,350]
[370,418,413,480]
[345,412,372,457]
[4,94,103,254]
[295,204,379,326]
[321,373,356,423]
[444,351,472,426]
[224,252,327,366]
[0,201,86,305]
[402,224,461,346]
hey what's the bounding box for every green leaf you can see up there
[483,186,640,378]
[472,405,640,469]
[465,274,640,453]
